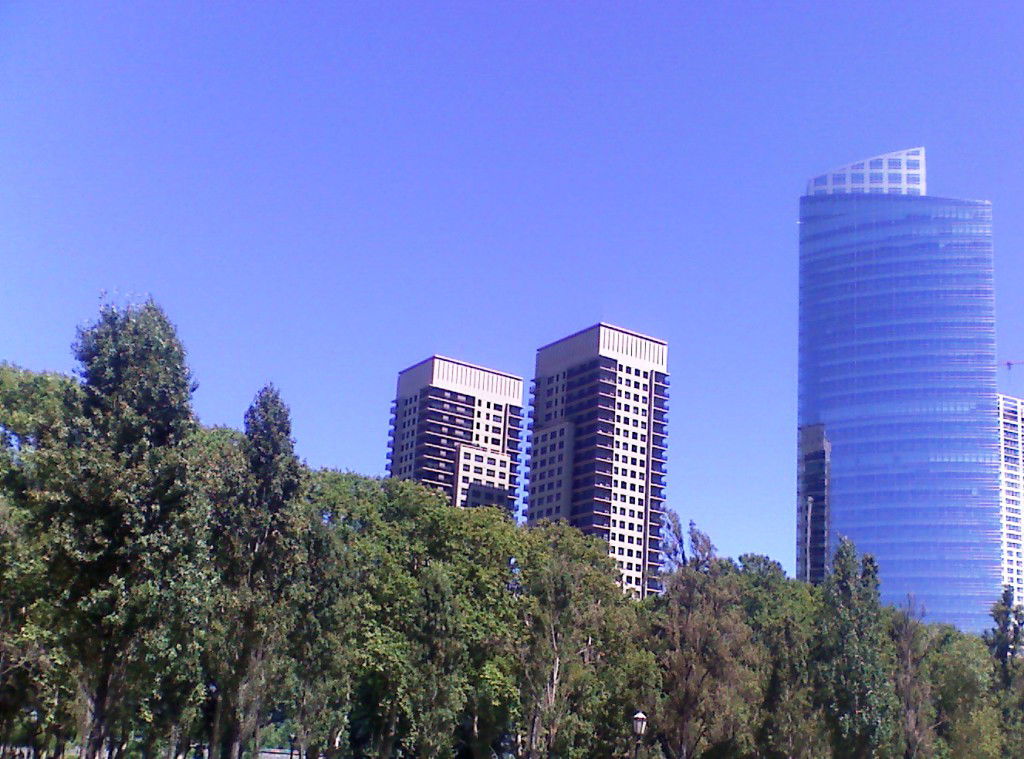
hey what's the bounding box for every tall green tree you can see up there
[24,302,210,759]
[815,539,899,759]
[0,365,81,751]
[346,479,524,758]
[928,625,1001,758]
[983,588,1024,756]
[888,601,936,759]
[283,469,367,759]
[204,386,304,759]
[738,553,828,758]
[515,521,650,759]
[649,520,760,759]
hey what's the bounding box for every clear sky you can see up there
[4,2,1024,573]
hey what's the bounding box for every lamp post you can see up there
[632,710,647,759]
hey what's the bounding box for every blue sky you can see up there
[3,2,1024,572]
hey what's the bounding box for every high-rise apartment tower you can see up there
[797,147,1001,632]
[387,356,523,511]
[999,393,1024,605]
[526,323,669,598]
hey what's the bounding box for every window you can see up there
[907,174,920,184]
[851,172,865,183]
[870,172,883,183]
[888,172,902,183]
[907,159,920,169]
[888,158,902,169]
[814,175,827,186]
[832,173,846,184]
[869,159,883,169]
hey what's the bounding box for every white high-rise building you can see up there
[526,323,669,598]
[999,393,1024,604]
[387,356,524,511]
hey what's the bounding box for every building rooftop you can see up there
[536,322,666,353]
[806,147,926,197]
[397,354,522,382]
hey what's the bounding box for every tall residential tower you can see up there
[999,393,1024,604]
[797,148,1001,631]
[387,356,523,511]
[525,323,669,598]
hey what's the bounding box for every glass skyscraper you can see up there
[797,148,1002,632]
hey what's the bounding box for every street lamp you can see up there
[632,711,647,758]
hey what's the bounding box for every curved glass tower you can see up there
[797,148,1001,632]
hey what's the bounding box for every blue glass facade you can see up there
[798,193,1001,632]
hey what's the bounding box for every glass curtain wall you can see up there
[798,193,1000,632]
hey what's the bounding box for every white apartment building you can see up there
[526,323,669,598]
[387,356,524,511]
[999,393,1024,604]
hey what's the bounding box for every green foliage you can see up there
[816,539,900,759]
[3,303,210,758]
[515,521,652,759]
[204,385,306,759]
[649,520,760,759]
[6,301,1024,759]
[738,553,827,758]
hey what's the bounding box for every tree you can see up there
[738,553,828,758]
[889,600,936,759]
[203,386,305,759]
[346,478,525,758]
[928,625,1001,758]
[515,521,645,759]
[19,302,209,759]
[984,586,1024,690]
[815,539,899,759]
[282,469,364,759]
[0,365,81,752]
[649,521,760,759]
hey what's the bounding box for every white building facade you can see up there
[388,356,523,511]
[999,393,1024,604]
[526,323,669,598]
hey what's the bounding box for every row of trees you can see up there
[2,301,1024,758]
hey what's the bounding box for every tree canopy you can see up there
[2,301,1022,758]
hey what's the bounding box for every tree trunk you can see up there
[163,724,180,759]
[377,700,400,759]
[209,694,223,759]
[84,669,113,759]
